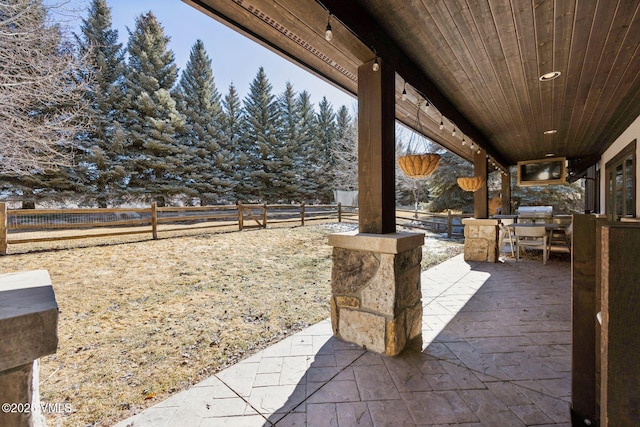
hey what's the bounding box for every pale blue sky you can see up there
[52,0,356,112]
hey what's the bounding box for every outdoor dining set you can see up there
[495,206,572,264]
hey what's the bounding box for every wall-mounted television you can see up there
[517,157,566,186]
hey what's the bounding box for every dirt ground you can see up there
[0,223,463,426]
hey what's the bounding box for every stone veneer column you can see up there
[462,218,499,262]
[328,231,424,356]
[0,270,59,427]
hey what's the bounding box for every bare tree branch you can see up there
[0,0,91,175]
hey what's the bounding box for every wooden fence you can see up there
[0,202,467,255]
[395,208,472,237]
[0,202,356,255]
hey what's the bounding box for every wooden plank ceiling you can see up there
[185,0,640,176]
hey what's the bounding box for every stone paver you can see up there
[114,254,572,426]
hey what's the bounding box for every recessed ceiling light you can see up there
[539,71,562,81]
[545,153,555,157]
[544,129,557,135]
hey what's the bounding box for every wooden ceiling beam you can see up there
[318,0,510,167]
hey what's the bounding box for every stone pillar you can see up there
[0,270,59,427]
[462,218,499,262]
[328,231,424,356]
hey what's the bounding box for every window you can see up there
[605,139,636,220]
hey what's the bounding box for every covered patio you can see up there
[3,1,637,426]
[116,254,571,426]
[173,1,640,425]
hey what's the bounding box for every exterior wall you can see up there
[598,114,640,215]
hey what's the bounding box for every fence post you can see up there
[151,202,158,240]
[0,202,7,255]
[447,210,452,238]
[237,202,243,231]
[301,203,305,226]
[262,202,268,228]
[338,203,342,223]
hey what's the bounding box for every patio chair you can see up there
[515,226,548,264]
[549,218,572,254]
[498,218,515,257]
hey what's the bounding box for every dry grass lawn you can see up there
[0,223,463,426]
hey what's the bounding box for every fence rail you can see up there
[395,208,472,237]
[0,202,467,255]
[0,202,349,255]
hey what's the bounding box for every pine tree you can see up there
[74,0,126,207]
[511,177,583,213]
[174,40,235,205]
[426,151,474,213]
[221,83,243,202]
[295,91,319,201]
[276,82,303,201]
[315,96,337,202]
[240,67,282,201]
[331,105,357,191]
[335,105,352,141]
[122,12,184,206]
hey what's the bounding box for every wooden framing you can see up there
[473,150,488,219]
[357,58,396,234]
[501,172,511,214]
[600,225,640,425]
[571,214,598,425]
[604,139,637,221]
[517,157,567,186]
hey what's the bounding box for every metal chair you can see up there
[515,226,548,264]
[498,218,515,257]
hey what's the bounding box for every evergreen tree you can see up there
[276,82,303,201]
[511,176,583,214]
[396,126,418,207]
[314,96,337,202]
[221,83,244,202]
[174,39,235,205]
[331,106,357,191]
[396,144,427,209]
[426,150,474,212]
[335,105,352,141]
[240,67,282,201]
[295,91,319,201]
[122,12,184,206]
[74,0,126,207]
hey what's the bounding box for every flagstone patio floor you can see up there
[115,253,572,426]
